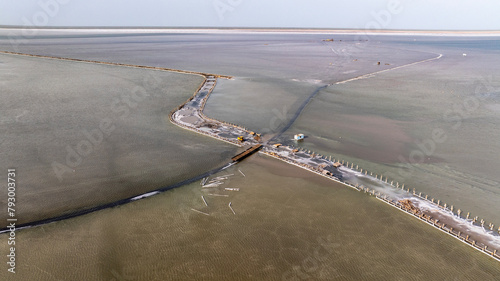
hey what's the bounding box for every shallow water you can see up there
[0,53,236,223]
[1,155,499,280]
[284,46,500,224]
[0,30,499,279]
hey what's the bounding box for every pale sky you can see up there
[0,0,499,30]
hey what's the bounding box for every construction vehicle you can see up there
[237,136,244,142]
[333,162,342,168]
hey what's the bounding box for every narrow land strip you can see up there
[0,50,233,79]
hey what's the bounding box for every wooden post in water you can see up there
[466,212,470,219]
[437,200,440,206]
[444,203,447,209]
[450,205,453,212]
[425,195,428,200]
[457,209,461,217]
[228,202,236,215]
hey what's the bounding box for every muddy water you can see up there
[1,155,498,280]
[284,41,500,225]
[0,53,236,223]
[1,31,499,279]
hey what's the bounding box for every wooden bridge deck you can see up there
[231,144,263,162]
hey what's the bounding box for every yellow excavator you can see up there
[237,136,244,142]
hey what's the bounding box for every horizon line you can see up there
[1,25,500,33]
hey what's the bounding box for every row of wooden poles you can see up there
[264,146,500,261]
[375,192,500,260]
[284,145,500,235]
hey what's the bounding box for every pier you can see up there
[167,75,500,263]
[1,50,496,264]
[169,76,260,148]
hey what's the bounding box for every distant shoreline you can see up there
[1,26,500,36]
